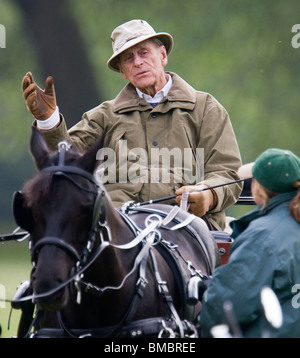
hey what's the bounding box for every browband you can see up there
[41,165,98,186]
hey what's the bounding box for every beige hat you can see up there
[107,19,173,72]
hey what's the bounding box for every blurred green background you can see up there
[0,0,299,337]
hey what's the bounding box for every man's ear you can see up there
[160,46,168,67]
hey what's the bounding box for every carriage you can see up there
[0,127,254,338]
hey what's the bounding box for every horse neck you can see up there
[88,196,137,287]
[103,196,134,245]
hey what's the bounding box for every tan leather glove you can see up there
[175,184,218,217]
[22,72,56,121]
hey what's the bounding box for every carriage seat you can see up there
[211,231,232,266]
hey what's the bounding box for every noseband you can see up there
[31,237,81,263]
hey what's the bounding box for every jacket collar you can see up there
[112,72,196,113]
[230,191,297,238]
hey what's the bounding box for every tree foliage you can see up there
[0,0,299,226]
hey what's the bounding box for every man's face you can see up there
[118,39,168,96]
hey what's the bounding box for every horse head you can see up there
[14,127,106,311]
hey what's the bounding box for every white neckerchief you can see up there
[136,73,172,104]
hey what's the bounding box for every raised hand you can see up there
[22,72,56,121]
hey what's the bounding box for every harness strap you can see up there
[31,316,197,338]
[104,244,150,338]
[13,241,110,303]
[123,250,149,325]
[80,229,156,296]
[163,213,197,231]
[149,248,185,338]
[130,205,214,273]
[0,230,29,242]
[180,192,190,211]
[160,205,181,225]
[41,165,98,186]
[110,220,159,250]
[31,237,81,263]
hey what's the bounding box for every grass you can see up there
[0,239,32,338]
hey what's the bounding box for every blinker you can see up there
[12,191,33,233]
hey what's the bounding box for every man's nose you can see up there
[133,54,143,66]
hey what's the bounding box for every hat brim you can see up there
[107,32,173,72]
[237,162,254,179]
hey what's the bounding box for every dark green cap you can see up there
[252,148,300,192]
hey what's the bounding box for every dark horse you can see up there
[12,127,219,338]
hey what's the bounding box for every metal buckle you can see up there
[158,320,175,338]
[58,141,72,152]
[144,214,163,228]
[120,201,135,214]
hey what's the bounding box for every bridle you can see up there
[29,141,107,276]
[10,140,110,309]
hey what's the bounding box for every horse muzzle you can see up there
[32,284,69,312]
[30,236,80,311]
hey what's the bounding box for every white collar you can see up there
[136,73,173,104]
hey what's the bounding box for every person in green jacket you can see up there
[200,148,300,338]
[21,19,242,230]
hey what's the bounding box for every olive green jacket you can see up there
[41,72,242,230]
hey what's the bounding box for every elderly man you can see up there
[22,19,242,230]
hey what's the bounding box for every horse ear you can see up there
[30,126,50,170]
[12,191,33,232]
[78,128,107,174]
